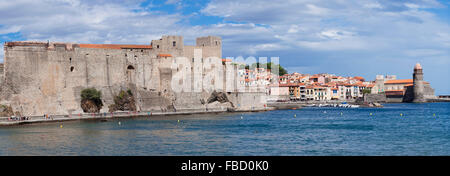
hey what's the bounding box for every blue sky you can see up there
[0,0,449,94]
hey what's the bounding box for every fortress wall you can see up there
[174,92,208,110]
[1,44,146,115]
[1,36,268,116]
[227,92,267,110]
[0,63,4,85]
[364,93,387,103]
[200,46,222,60]
[2,44,80,115]
[184,45,222,60]
[424,84,436,100]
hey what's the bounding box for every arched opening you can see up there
[70,66,74,72]
[127,65,135,83]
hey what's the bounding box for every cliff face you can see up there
[0,40,267,116]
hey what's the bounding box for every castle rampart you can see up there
[0,36,267,117]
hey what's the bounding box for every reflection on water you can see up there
[0,103,449,156]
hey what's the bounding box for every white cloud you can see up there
[247,43,287,54]
[405,3,420,9]
[404,49,446,57]
[364,2,383,9]
[201,0,449,93]
[287,25,301,33]
[296,39,367,51]
[319,30,354,40]
[0,0,182,44]
[0,25,22,35]
[202,0,449,52]
[304,4,329,16]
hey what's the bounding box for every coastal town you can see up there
[232,62,438,104]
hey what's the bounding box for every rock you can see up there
[81,99,101,113]
[206,101,233,110]
[109,90,136,112]
[227,107,236,112]
[207,91,230,104]
[373,103,383,107]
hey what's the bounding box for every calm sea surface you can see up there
[0,103,449,156]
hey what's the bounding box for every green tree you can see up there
[362,88,371,95]
[246,62,288,76]
[81,88,103,107]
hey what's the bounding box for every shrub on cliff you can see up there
[0,104,14,117]
[80,88,103,113]
[108,89,136,112]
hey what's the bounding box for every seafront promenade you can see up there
[0,107,274,126]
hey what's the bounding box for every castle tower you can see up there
[412,63,425,103]
[196,36,222,59]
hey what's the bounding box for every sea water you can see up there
[0,103,449,156]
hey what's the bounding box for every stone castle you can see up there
[0,35,267,116]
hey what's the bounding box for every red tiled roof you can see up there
[384,79,413,84]
[278,83,305,87]
[354,76,365,81]
[157,54,172,57]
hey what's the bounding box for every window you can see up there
[70,66,74,72]
[173,41,176,47]
[157,45,159,49]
